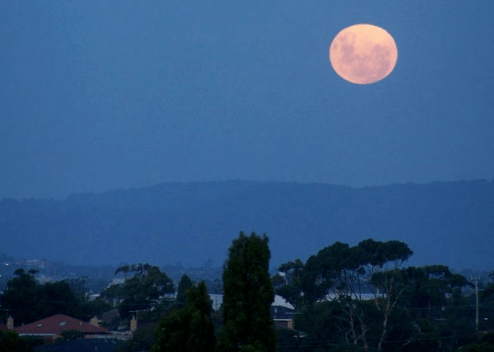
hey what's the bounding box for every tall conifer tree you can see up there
[176,274,194,309]
[216,232,276,352]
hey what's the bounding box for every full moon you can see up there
[329,24,398,84]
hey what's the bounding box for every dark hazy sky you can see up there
[1,1,493,199]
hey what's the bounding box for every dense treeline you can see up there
[0,232,276,352]
[274,239,494,352]
[2,235,494,352]
[0,268,112,326]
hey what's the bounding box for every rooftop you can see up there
[15,314,109,336]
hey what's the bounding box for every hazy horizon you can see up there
[2,177,494,202]
[1,179,493,270]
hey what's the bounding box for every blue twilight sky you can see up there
[1,1,493,199]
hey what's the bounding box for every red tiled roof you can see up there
[0,323,9,331]
[15,314,109,335]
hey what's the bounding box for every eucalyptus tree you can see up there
[275,239,413,351]
[101,263,174,319]
[272,259,305,310]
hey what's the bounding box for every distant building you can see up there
[209,293,223,311]
[324,293,377,301]
[271,306,296,330]
[206,294,293,312]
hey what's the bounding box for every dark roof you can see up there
[271,305,296,320]
[15,314,109,335]
[34,338,123,352]
[0,323,9,331]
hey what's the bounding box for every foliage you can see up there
[176,274,194,309]
[480,282,494,331]
[117,323,158,352]
[216,232,276,352]
[455,333,494,352]
[2,236,485,352]
[34,280,81,319]
[274,239,413,311]
[0,268,39,324]
[99,311,121,331]
[0,330,29,352]
[63,277,89,299]
[272,259,304,310]
[0,268,82,324]
[1,265,170,328]
[100,263,174,319]
[80,296,113,320]
[275,239,479,352]
[153,281,216,352]
[274,239,413,351]
[185,282,216,351]
[276,328,305,352]
[456,342,494,352]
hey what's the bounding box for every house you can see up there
[14,314,109,343]
[271,305,296,330]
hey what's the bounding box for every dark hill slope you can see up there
[1,180,493,269]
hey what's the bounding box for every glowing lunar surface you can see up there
[329,24,398,84]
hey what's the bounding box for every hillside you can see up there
[1,180,493,270]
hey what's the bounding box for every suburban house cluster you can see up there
[0,293,296,345]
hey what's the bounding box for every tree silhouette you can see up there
[216,232,276,352]
[153,281,216,352]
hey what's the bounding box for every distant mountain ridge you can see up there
[1,180,493,270]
